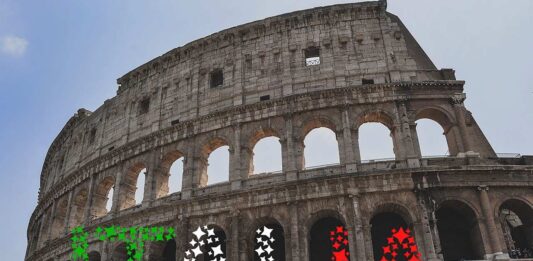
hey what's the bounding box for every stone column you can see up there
[284,115,300,181]
[416,202,439,260]
[111,170,122,213]
[350,194,367,260]
[45,201,57,242]
[84,174,97,223]
[229,125,243,190]
[450,94,471,152]
[396,100,420,167]
[352,129,361,163]
[230,210,241,261]
[341,108,358,173]
[181,145,196,199]
[289,202,301,260]
[63,190,74,234]
[477,185,506,259]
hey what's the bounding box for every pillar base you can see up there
[286,170,298,181]
[485,252,510,261]
[407,158,420,168]
[181,189,193,199]
[345,163,358,173]
[231,180,242,190]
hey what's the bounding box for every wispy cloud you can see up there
[1,35,28,57]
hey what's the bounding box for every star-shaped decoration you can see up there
[255,246,265,256]
[189,239,197,246]
[265,245,274,254]
[193,227,206,240]
[207,228,215,237]
[261,226,273,238]
[212,244,224,257]
[191,245,202,257]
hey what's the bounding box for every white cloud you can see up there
[1,35,28,57]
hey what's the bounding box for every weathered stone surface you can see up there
[26,1,532,261]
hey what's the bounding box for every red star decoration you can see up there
[387,237,395,244]
[383,246,391,254]
[410,245,418,253]
[343,239,348,245]
[333,241,341,249]
[332,249,348,261]
[336,226,344,233]
[393,227,409,243]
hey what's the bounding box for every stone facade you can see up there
[26,1,533,261]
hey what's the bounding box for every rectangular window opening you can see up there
[305,47,321,66]
[260,95,270,101]
[139,98,150,115]
[210,69,224,88]
[362,78,375,85]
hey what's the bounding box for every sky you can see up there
[0,0,532,260]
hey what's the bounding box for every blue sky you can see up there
[0,0,532,260]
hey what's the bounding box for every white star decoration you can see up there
[184,225,225,261]
[192,226,205,240]
[254,226,276,260]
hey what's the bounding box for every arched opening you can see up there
[436,200,484,260]
[148,239,176,261]
[50,196,68,239]
[200,138,230,186]
[185,225,227,261]
[498,199,533,258]
[111,243,132,261]
[304,127,340,168]
[88,251,101,261]
[253,222,285,261]
[92,176,114,218]
[252,136,282,174]
[416,108,458,156]
[159,151,185,197]
[370,212,420,261]
[68,188,88,229]
[415,119,449,157]
[309,217,350,261]
[358,123,395,161]
[119,163,146,210]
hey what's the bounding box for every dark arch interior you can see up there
[371,212,416,261]
[162,239,176,261]
[436,202,483,261]
[309,217,350,261]
[194,226,227,261]
[499,200,533,258]
[88,251,101,261]
[111,243,133,261]
[253,223,285,261]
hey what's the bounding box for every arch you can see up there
[308,215,350,261]
[415,119,449,156]
[111,242,131,261]
[370,211,420,261]
[88,251,101,261]
[200,137,231,187]
[250,130,282,175]
[436,200,485,260]
[68,187,88,229]
[159,150,185,197]
[303,127,340,168]
[355,110,395,130]
[92,176,115,218]
[301,117,339,138]
[50,196,69,239]
[184,224,227,261]
[355,110,397,161]
[148,239,176,261]
[118,162,147,210]
[497,198,533,258]
[415,107,459,156]
[249,217,286,261]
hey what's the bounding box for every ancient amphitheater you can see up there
[26,1,533,261]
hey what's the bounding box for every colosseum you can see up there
[26,1,533,261]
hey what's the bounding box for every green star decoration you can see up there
[69,225,176,261]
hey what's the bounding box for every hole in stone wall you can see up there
[260,95,270,101]
[210,69,224,88]
[252,137,282,174]
[139,98,150,115]
[134,168,146,205]
[305,46,320,66]
[168,157,184,194]
[207,145,230,185]
[89,128,97,144]
[304,127,339,168]
[358,123,395,161]
[105,187,113,213]
[309,217,349,261]
[416,119,449,157]
[362,78,374,84]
